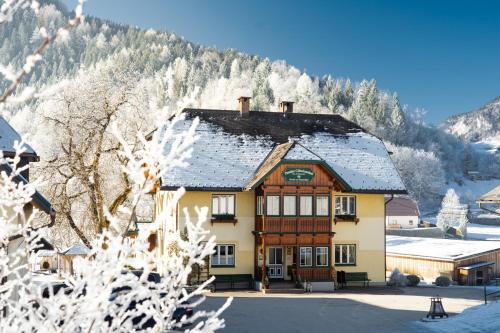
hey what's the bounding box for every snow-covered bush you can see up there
[406,274,420,287]
[436,188,468,238]
[387,268,407,287]
[0,111,231,332]
[435,276,451,287]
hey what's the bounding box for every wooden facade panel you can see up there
[263,163,335,188]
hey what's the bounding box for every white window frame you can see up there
[266,195,280,216]
[283,195,297,216]
[256,196,264,216]
[335,244,356,265]
[316,247,329,267]
[334,196,356,216]
[212,194,235,217]
[316,195,330,216]
[299,247,313,267]
[211,244,235,267]
[299,195,313,216]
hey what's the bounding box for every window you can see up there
[335,244,356,265]
[299,247,312,267]
[299,195,313,216]
[316,247,329,267]
[256,196,264,216]
[334,196,356,216]
[212,195,235,217]
[266,195,280,216]
[283,195,296,216]
[316,196,330,216]
[409,220,413,225]
[211,244,235,267]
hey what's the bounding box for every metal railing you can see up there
[483,278,500,304]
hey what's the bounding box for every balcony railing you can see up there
[255,217,331,233]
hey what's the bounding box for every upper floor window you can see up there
[299,195,313,216]
[212,194,235,217]
[256,196,264,216]
[316,195,330,216]
[267,195,280,216]
[335,196,356,216]
[283,195,297,216]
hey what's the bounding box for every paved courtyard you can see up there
[200,286,484,333]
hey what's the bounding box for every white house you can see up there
[386,197,420,229]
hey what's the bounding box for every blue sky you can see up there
[65,0,500,124]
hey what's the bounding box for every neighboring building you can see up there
[153,99,406,289]
[477,185,500,217]
[385,197,420,229]
[0,117,55,280]
[59,244,90,275]
[386,235,500,286]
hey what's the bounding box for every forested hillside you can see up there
[1,0,498,215]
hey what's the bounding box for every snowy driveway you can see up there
[200,286,483,333]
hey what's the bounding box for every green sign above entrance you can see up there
[282,167,315,182]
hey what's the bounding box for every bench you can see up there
[213,274,253,290]
[345,272,371,287]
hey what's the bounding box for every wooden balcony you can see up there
[296,267,333,281]
[255,217,332,234]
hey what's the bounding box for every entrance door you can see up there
[268,247,283,278]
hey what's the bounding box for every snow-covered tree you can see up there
[0,111,232,332]
[436,188,468,238]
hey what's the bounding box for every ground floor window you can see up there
[299,247,313,267]
[315,247,329,266]
[335,244,356,265]
[211,244,235,267]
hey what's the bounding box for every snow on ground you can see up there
[416,301,500,333]
[386,235,500,260]
[472,134,500,155]
[467,223,500,241]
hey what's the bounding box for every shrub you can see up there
[435,276,451,287]
[406,275,420,287]
[387,268,407,287]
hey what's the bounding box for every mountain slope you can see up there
[443,97,500,142]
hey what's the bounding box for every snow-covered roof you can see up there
[478,185,500,203]
[386,235,500,261]
[161,109,406,193]
[0,117,37,157]
[60,244,89,256]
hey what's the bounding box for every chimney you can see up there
[238,96,251,116]
[279,101,294,114]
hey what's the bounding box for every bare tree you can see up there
[38,65,157,247]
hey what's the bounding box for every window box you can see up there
[211,215,237,225]
[334,215,359,224]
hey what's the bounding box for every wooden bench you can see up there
[213,274,253,290]
[345,272,371,287]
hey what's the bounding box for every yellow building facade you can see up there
[154,103,406,289]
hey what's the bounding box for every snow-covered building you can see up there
[477,185,500,217]
[59,244,90,275]
[154,99,406,289]
[386,235,500,285]
[0,117,55,279]
[385,197,420,229]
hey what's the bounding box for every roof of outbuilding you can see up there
[386,197,420,216]
[478,185,500,203]
[161,109,407,193]
[60,244,89,256]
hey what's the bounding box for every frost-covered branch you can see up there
[0,0,86,104]
[0,111,231,332]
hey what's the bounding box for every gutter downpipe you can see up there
[384,195,395,284]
